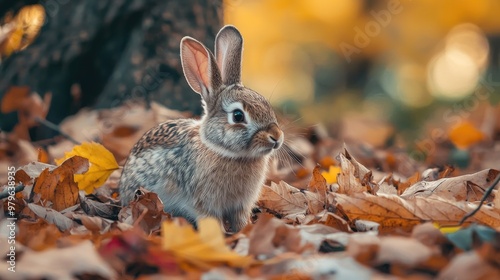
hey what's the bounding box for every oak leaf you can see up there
[56,142,119,194]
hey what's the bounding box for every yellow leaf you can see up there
[448,121,484,149]
[321,165,341,184]
[56,142,119,194]
[0,4,45,57]
[161,218,253,270]
[433,222,462,234]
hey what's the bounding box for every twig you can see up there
[35,117,80,145]
[0,184,25,200]
[443,173,500,228]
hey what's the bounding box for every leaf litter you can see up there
[0,101,500,279]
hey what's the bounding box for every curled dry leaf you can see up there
[337,150,375,195]
[33,156,89,211]
[247,214,307,259]
[79,193,117,219]
[401,169,500,202]
[118,189,170,234]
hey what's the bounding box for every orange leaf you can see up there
[448,121,484,149]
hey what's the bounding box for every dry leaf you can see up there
[27,203,75,231]
[337,152,369,195]
[0,86,31,113]
[437,251,500,280]
[0,240,115,279]
[401,169,500,201]
[247,214,306,258]
[56,142,119,194]
[161,218,252,270]
[33,156,89,211]
[258,181,309,217]
[334,192,500,231]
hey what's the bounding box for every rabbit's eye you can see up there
[232,109,245,123]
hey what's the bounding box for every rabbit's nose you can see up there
[267,123,284,149]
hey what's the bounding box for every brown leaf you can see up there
[0,86,31,113]
[337,151,369,195]
[397,172,421,195]
[318,211,352,232]
[247,214,307,258]
[27,203,75,231]
[307,165,328,196]
[0,240,116,279]
[334,192,500,232]
[401,169,500,202]
[32,156,89,211]
[258,181,308,217]
[437,251,500,280]
[79,193,117,219]
[16,219,62,251]
[118,188,170,234]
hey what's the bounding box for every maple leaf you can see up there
[56,142,119,194]
[161,218,252,270]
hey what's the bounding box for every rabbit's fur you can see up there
[119,25,283,232]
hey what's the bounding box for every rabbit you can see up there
[119,25,284,233]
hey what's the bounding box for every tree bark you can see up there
[0,0,223,138]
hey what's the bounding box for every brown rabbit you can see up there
[119,25,284,232]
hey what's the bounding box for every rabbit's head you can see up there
[180,25,283,159]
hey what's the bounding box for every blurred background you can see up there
[1,0,500,173]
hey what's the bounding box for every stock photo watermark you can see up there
[403,73,500,171]
[6,166,17,273]
[339,0,404,63]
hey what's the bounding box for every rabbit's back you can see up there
[119,119,199,208]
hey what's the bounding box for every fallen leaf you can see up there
[336,152,369,195]
[27,203,75,231]
[0,240,115,279]
[321,165,341,184]
[258,181,309,217]
[16,219,62,251]
[334,192,500,232]
[0,86,31,113]
[437,251,500,280]
[161,218,252,270]
[33,156,89,211]
[449,121,485,149]
[56,142,119,194]
[401,169,500,201]
[247,214,307,258]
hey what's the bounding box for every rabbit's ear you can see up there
[215,25,243,85]
[181,37,222,99]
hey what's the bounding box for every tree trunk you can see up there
[0,0,223,139]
